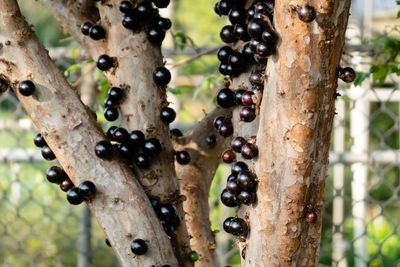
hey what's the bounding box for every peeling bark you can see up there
[0,1,177,266]
[244,1,352,266]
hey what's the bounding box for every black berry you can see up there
[104,107,119,121]
[159,203,177,222]
[105,238,112,247]
[113,127,129,143]
[0,77,8,93]
[96,55,114,71]
[66,187,84,205]
[41,145,56,161]
[241,142,258,159]
[130,239,148,255]
[241,91,255,106]
[229,217,248,236]
[95,140,113,158]
[218,119,233,137]
[119,1,133,13]
[206,135,217,148]
[238,190,256,205]
[176,150,191,165]
[220,188,238,207]
[153,0,170,8]
[256,42,274,57]
[129,130,145,146]
[306,211,318,222]
[153,67,171,86]
[46,166,66,184]
[136,2,153,18]
[216,88,235,108]
[135,153,151,168]
[231,161,249,176]
[143,138,162,155]
[89,25,106,40]
[242,43,256,64]
[340,67,356,83]
[217,0,231,15]
[228,51,245,69]
[104,97,119,108]
[234,89,246,105]
[18,80,35,96]
[247,19,268,39]
[33,133,47,147]
[226,179,240,194]
[60,178,74,192]
[228,8,246,25]
[156,17,172,30]
[262,30,278,44]
[239,107,256,122]
[222,149,235,163]
[249,72,264,86]
[231,136,246,152]
[220,25,237,43]
[81,22,92,35]
[122,14,140,30]
[147,28,166,44]
[217,46,233,63]
[213,116,225,129]
[79,181,96,200]
[160,107,176,123]
[170,128,183,137]
[297,5,317,23]
[106,126,118,140]
[237,171,256,190]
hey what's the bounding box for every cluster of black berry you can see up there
[223,217,248,237]
[45,166,73,192]
[149,197,181,238]
[104,87,124,121]
[34,133,56,160]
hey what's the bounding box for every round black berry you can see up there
[228,51,245,69]
[234,89,246,105]
[118,142,135,158]
[206,135,217,148]
[242,43,256,64]
[219,63,229,75]
[78,181,96,200]
[0,77,8,93]
[238,190,256,205]
[213,116,225,130]
[149,196,160,210]
[106,126,118,140]
[18,80,35,96]
[104,97,118,108]
[220,25,237,43]
[241,142,258,159]
[237,171,256,190]
[159,203,177,222]
[249,38,261,53]
[234,24,251,41]
[122,14,140,30]
[223,217,235,233]
[262,30,278,44]
[143,138,162,155]
[340,67,356,83]
[247,19,268,39]
[176,150,191,165]
[95,140,113,158]
[217,46,233,63]
[241,91,255,106]
[153,0,170,8]
[119,1,133,13]
[136,2,153,18]
[163,223,176,237]
[228,8,246,25]
[105,238,112,247]
[66,187,84,205]
[135,153,151,168]
[170,128,183,137]
[226,179,240,194]
[153,67,171,86]
[147,28,166,44]
[46,166,66,184]
[239,107,256,122]
[254,54,268,64]
[130,239,148,255]
[231,161,249,176]
[113,127,129,143]
[33,133,47,148]
[249,72,264,86]
[220,188,238,207]
[41,145,56,161]
[218,120,233,137]
[222,149,235,163]
[96,55,114,71]
[129,130,145,146]
[81,22,92,35]
[60,178,74,192]
[256,42,274,57]
[156,17,172,30]
[306,211,318,222]
[89,25,106,40]
[104,107,119,121]
[160,107,176,123]
[230,217,248,236]
[231,136,246,152]
[297,5,317,23]
[216,88,235,108]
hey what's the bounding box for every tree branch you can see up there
[245,1,352,266]
[174,107,232,265]
[0,1,177,266]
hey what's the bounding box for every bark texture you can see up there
[244,1,351,266]
[0,1,178,266]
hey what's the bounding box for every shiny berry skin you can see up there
[250,85,263,94]
[160,107,176,123]
[106,126,118,140]
[222,149,235,163]
[213,116,225,130]
[237,171,256,190]
[153,67,171,86]
[159,203,177,222]
[147,28,166,44]
[231,136,246,152]
[176,150,191,165]
[130,239,148,255]
[241,142,258,159]
[217,46,233,63]
[220,188,238,207]
[18,80,35,96]
[247,19,268,39]
[188,251,199,262]
[0,77,8,93]
[206,135,217,148]
[306,211,318,222]
[95,141,113,158]
[214,2,222,15]
[249,72,264,85]
[104,107,119,121]
[60,178,74,192]
[254,54,269,64]
[223,217,235,233]
[234,24,250,41]
[218,120,233,137]
[104,97,118,108]
[119,1,133,13]
[249,38,261,53]
[242,43,256,64]
[79,181,96,199]
[41,145,56,161]
[112,128,129,143]
[262,30,278,44]
[226,179,240,194]
[228,8,246,24]
[66,187,84,205]
[46,166,66,184]
[216,88,235,108]
[105,238,112,247]
[228,52,245,69]
[226,174,236,182]
[135,153,151,168]
[129,130,145,146]
[96,55,113,71]
[297,5,317,23]
[340,67,356,83]
[230,217,248,236]
[153,0,169,8]
[163,223,176,237]
[156,17,172,30]
[89,25,106,40]
[219,63,229,75]
[241,91,255,106]
[118,142,134,158]
[107,88,123,102]
[234,89,246,105]
[80,22,92,35]
[143,138,162,155]
[238,190,256,205]
[33,133,47,147]
[256,42,274,57]
[220,25,237,43]
[170,128,183,137]
[231,161,249,176]
[149,196,160,210]
[122,14,139,30]
[136,2,153,17]
[240,107,256,122]
[217,0,231,15]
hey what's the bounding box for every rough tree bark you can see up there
[0,0,352,266]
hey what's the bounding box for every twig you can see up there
[169,47,219,68]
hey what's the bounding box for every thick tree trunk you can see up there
[244,1,351,266]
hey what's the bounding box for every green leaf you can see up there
[371,64,389,84]
[71,48,78,58]
[354,71,371,87]
[168,87,182,95]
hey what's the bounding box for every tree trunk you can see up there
[243,1,352,266]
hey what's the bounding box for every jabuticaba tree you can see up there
[0,0,354,266]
